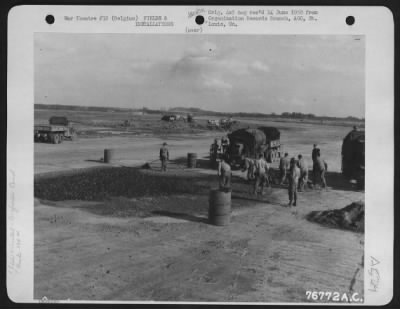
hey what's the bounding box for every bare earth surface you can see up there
[34,111,364,303]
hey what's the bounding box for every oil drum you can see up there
[104,149,115,163]
[208,189,231,226]
[187,153,197,168]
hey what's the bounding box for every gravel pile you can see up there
[34,167,203,201]
[306,201,364,232]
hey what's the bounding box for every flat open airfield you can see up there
[34,109,364,302]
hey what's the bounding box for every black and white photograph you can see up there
[33,33,366,302]
[6,5,395,305]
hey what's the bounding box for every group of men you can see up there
[218,143,328,207]
[277,145,327,206]
[160,141,328,207]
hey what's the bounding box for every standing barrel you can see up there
[104,149,115,163]
[187,153,197,168]
[208,189,231,226]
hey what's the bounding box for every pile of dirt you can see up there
[306,201,364,232]
[34,167,208,201]
[153,120,208,134]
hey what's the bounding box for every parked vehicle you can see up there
[342,128,365,189]
[34,116,76,144]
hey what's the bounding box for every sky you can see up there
[35,33,365,118]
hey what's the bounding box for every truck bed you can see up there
[34,125,67,132]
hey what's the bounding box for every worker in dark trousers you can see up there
[218,155,232,190]
[312,144,321,185]
[221,136,229,154]
[159,142,169,172]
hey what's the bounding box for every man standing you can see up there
[218,155,232,190]
[297,154,308,191]
[254,154,270,195]
[221,136,230,154]
[312,144,320,185]
[313,154,327,188]
[312,144,320,162]
[159,142,169,172]
[242,157,255,181]
[211,138,220,162]
[288,158,301,206]
[279,153,290,185]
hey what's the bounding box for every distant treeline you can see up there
[35,104,364,122]
[169,107,364,122]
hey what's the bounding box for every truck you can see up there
[223,127,281,167]
[34,116,76,144]
[341,128,365,189]
[257,127,282,162]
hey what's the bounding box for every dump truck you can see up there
[34,116,76,144]
[257,127,282,162]
[224,127,281,167]
[341,128,365,189]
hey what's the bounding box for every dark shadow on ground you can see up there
[85,159,104,163]
[34,164,362,220]
[151,210,209,224]
[310,170,362,192]
[231,193,282,207]
[34,166,217,201]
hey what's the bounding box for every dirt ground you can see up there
[34,109,364,303]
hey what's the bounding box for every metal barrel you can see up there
[104,149,115,163]
[187,153,198,168]
[208,189,231,226]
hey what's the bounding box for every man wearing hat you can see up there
[160,142,169,172]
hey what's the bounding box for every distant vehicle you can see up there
[224,127,281,167]
[161,114,185,122]
[207,119,220,128]
[161,115,177,122]
[34,116,77,144]
[220,118,239,130]
[187,114,194,123]
[341,128,365,188]
[207,118,239,130]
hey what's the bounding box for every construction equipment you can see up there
[34,116,77,144]
[341,128,365,188]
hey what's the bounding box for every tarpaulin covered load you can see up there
[257,127,280,141]
[228,128,266,148]
[49,116,69,126]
